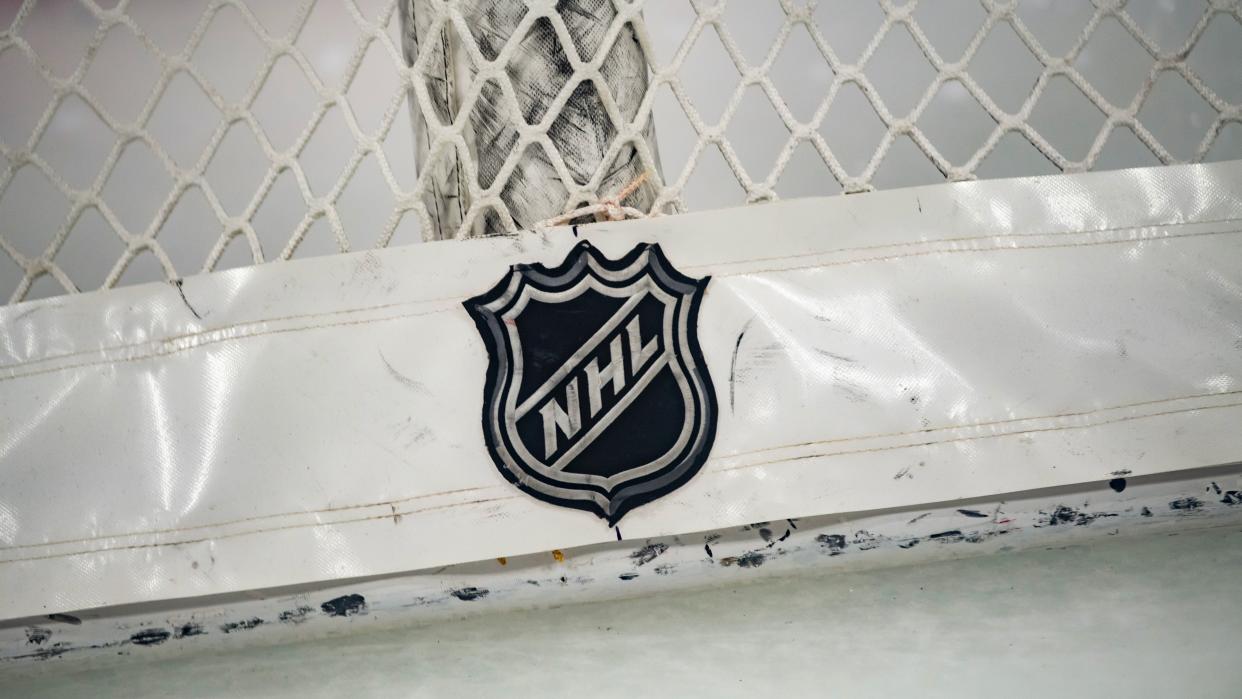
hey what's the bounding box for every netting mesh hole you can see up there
[290,216,343,259]
[247,0,303,38]
[381,93,418,192]
[336,153,395,249]
[812,0,885,66]
[872,134,944,190]
[1188,14,1242,106]
[917,80,997,166]
[20,0,98,78]
[725,85,789,183]
[499,143,567,232]
[721,0,786,68]
[818,81,886,176]
[967,20,1042,115]
[864,23,936,118]
[55,207,125,291]
[774,140,842,199]
[297,0,364,91]
[0,165,69,259]
[1014,0,1095,59]
[644,0,695,69]
[681,143,747,211]
[22,272,66,302]
[0,48,55,149]
[192,5,268,106]
[548,81,619,187]
[1124,0,1206,54]
[299,105,356,195]
[912,0,987,63]
[1074,17,1153,109]
[126,0,209,56]
[102,139,172,235]
[506,17,574,126]
[678,24,739,125]
[1205,122,1242,163]
[116,247,167,287]
[0,251,24,301]
[650,82,698,183]
[768,23,833,123]
[157,186,221,275]
[252,55,321,154]
[1092,125,1162,172]
[146,71,222,168]
[347,40,403,135]
[210,233,256,272]
[1028,75,1106,162]
[205,122,268,216]
[974,131,1059,180]
[1138,71,1217,161]
[83,25,162,127]
[466,2,528,61]
[251,169,309,262]
[36,94,115,191]
[387,208,423,247]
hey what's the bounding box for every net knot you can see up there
[536,172,654,230]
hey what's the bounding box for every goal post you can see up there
[400,0,664,238]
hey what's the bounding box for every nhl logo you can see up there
[465,241,717,524]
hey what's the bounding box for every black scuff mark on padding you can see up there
[852,530,882,551]
[14,642,73,661]
[618,572,639,581]
[449,587,490,602]
[704,543,714,558]
[1169,497,1203,511]
[25,627,51,645]
[816,533,847,555]
[956,509,988,518]
[46,613,81,626]
[174,622,206,639]
[220,618,264,633]
[172,279,202,320]
[129,629,172,646]
[1140,506,1153,517]
[720,551,766,568]
[279,606,315,624]
[630,542,668,566]
[1036,505,1119,527]
[1109,478,1127,493]
[729,317,755,413]
[899,538,920,549]
[1221,490,1242,505]
[321,594,367,617]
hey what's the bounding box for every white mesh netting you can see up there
[1,0,1240,303]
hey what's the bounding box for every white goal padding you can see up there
[1,161,1241,619]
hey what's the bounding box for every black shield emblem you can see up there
[465,241,717,524]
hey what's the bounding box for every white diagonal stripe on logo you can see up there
[514,288,649,421]
[549,349,671,472]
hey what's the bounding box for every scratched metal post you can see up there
[401,0,662,238]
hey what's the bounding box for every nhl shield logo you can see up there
[464,241,717,524]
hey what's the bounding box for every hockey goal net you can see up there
[0,0,1239,303]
